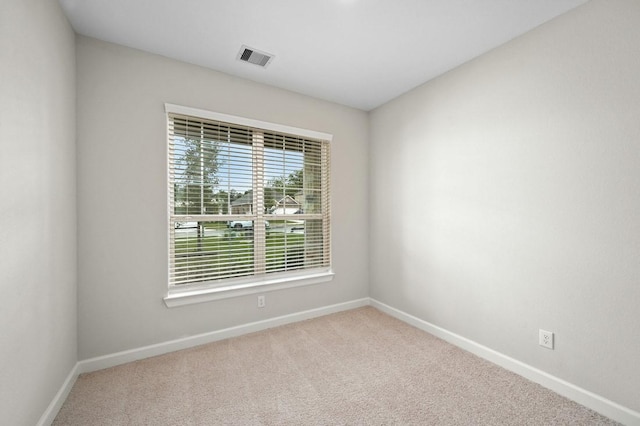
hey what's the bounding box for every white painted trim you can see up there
[164,103,333,141]
[38,298,365,423]
[42,298,637,425]
[369,298,640,426]
[78,298,369,374]
[36,363,79,426]
[164,271,334,307]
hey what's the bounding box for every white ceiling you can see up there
[58,0,589,111]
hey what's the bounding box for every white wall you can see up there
[0,0,77,424]
[370,0,640,413]
[76,36,369,360]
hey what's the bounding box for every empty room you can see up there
[1,0,639,424]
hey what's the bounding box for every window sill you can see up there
[163,271,335,308]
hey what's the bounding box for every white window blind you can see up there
[167,108,331,290]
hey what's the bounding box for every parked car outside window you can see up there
[174,221,198,229]
[227,220,270,229]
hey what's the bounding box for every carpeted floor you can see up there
[53,307,619,425]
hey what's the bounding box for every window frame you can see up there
[163,104,334,307]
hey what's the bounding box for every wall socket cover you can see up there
[539,329,554,349]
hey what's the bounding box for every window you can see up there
[164,104,332,306]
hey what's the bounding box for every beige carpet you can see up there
[54,307,619,425]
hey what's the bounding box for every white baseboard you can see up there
[77,297,369,374]
[40,297,639,426]
[369,298,640,426]
[40,298,368,425]
[37,363,79,426]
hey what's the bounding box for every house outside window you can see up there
[164,104,333,306]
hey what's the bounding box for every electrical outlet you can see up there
[257,295,266,308]
[539,329,554,349]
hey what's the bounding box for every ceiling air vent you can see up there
[237,45,274,68]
